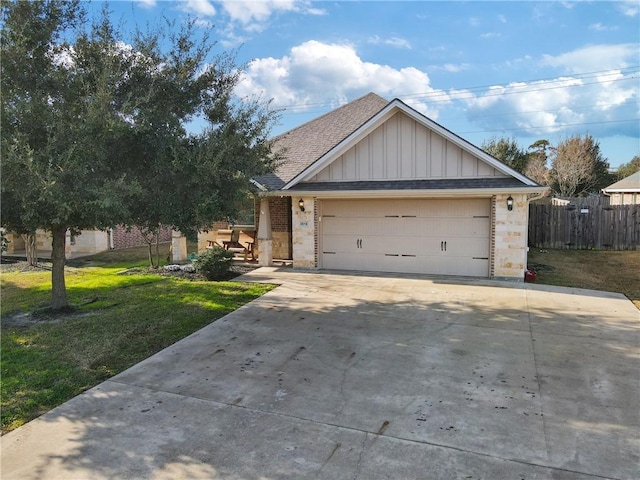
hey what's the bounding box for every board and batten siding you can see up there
[309,112,507,182]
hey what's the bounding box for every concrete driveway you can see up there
[2,268,639,479]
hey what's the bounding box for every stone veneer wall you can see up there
[492,193,529,280]
[291,195,316,268]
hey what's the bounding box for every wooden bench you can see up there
[207,229,250,261]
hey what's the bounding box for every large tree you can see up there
[548,134,610,198]
[481,136,529,174]
[1,1,278,310]
[615,155,640,180]
[525,139,551,186]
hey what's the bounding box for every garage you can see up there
[252,94,544,280]
[320,198,491,277]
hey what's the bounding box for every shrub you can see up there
[0,230,9,254]
[192,247,234,280]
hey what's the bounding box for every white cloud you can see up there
[178,0,216,17]
[135,0,157,8]
[540,44,637,73]
[455,69,638,137]
[194,18,214,28]
[497,14,507,23]
[368,36,412,49]
[235,40,448,118]
[456,45,640,137]
[431,63,470,73]
[469,17,480,27]
[618,0,639,16]
[589,22,617,32]
[481,32,501,39]
[220,0,324,26]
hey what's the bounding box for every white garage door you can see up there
[320,198,491,277]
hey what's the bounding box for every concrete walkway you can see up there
[2,268,639,479]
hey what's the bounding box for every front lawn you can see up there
[1,248,272,434]
[527,249,640,309]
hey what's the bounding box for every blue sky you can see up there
[95,1,639,168]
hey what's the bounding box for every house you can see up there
[602,171,640,205]
[3,226,173,259]
[199,93,545,280]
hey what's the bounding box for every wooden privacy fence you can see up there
[529,203,640,250]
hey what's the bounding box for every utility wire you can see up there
[272,66,640,111]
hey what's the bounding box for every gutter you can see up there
[260,186,547,198]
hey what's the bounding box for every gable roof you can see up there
[256,92,542,193]
[256,93,389,190]
[602,171,640,193]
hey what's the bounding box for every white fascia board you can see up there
[249,178,268,192]
[266,186,547,198]
[282,105,399,190]
[282,99,540,190]
[602,188,640,193]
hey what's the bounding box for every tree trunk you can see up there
[147,242,153,268]
[22,232,38,266]
[155,232,160,268]
[50,225,69,311]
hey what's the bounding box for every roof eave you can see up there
[264,186,547,198]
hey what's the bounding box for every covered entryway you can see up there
[320,198,491,276]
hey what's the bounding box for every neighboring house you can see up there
[3,226,172,258]
[602,171,640,205]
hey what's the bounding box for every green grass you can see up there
[1,247,273,434]
[527,249,640,309]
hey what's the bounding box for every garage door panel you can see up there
[322,217,400,236]
[320,198,491,277]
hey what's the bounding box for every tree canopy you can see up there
[615,155,640,180]
[549,134,611,198]
[481,135,615,197]
[1,0,279,309]
[481,136,528,174]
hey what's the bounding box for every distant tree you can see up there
[481,136,528,173]
[548,134,610,197]
[1,0,278,310]
[525,139,551,186]
[615,155,640,180]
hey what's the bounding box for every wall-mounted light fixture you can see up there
[506,196,514,211]
[298,199,305,212]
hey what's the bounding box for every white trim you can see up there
[602,188,640,193]
[265,186,545,199]
[282,99,539,190]
[250,178,268,191]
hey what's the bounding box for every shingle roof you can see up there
[602,171,640,192]
[290,178,528,192]
[256,93,389,190]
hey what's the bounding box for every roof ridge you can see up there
[274,92,388,140]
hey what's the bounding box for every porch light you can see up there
[507,196,514,211]
[298,198,305,212]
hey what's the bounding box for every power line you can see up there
[271,66,640,112]
[459,118,640,136]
